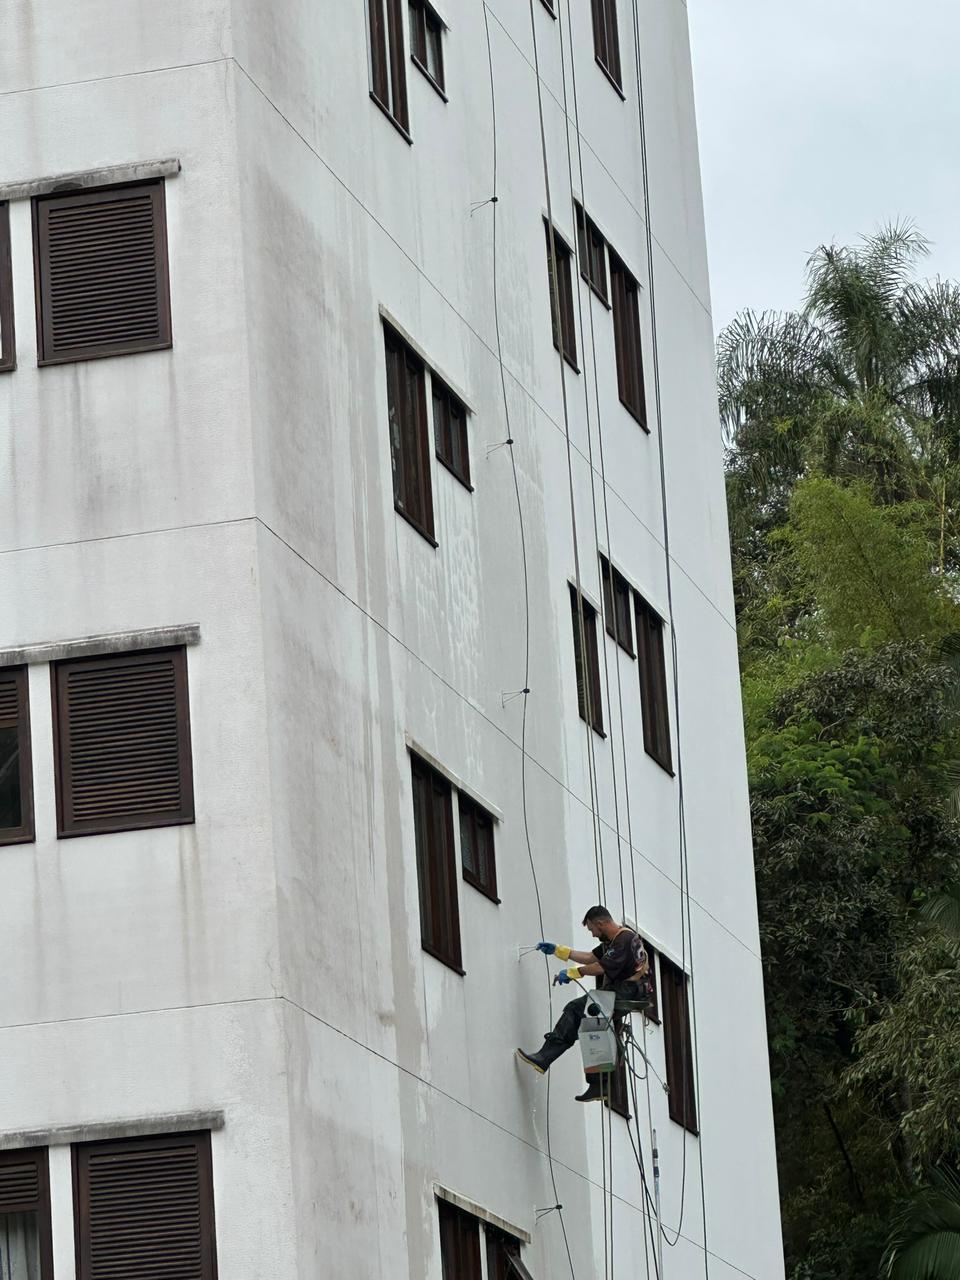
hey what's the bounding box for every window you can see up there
[605,1025,632,1120]
[384,325,435,543]
[610,252,647,427]
[368,0,410,133]
[438,1199,481,1280]
[545,222,578,370]
[432,376,470,489]
[32,181,172,366]
[411,755,462,971]
[487,1225,535,1279]
[641,939,660,1023]
[575,204,608,304]
[74,1132,218,1279]
[459,793,497,902]
[600,556,634,656]
[591,0,622,89]
[569,585,604,736]
[0,666,34,845]
[52,647,195,838]
[410,0,445,95]
[0,203,15,373]
[635,597,672,771]
[660,955,698,1134]
[0,1148,54,1279]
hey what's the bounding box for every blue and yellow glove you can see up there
[553,967,581,986]
[537,942,572,960]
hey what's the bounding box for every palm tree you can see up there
[719,224,960,569]
[881,1166,960,1278]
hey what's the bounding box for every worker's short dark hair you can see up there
[582,905,615,926]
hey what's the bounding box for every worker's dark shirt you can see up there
[592,928,647,990]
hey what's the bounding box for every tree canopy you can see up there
[720,225,960,1278]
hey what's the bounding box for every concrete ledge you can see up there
[435,1185,531,1244]
[0,1109,225,1151]
[0,624,201,668]
[404,735,504,822]
[0,157,181,203]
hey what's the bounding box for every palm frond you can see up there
[918,885,960,943]
[882,1167,960,1279]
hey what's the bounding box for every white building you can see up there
[0,2,784,1277]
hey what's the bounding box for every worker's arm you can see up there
[567,950,598,965]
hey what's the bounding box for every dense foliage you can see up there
[720,226,960,1277]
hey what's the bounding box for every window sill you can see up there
[0,829,36,846]
[669,1115,700,1138]
[620,395,650,433]
[579,713,606,740]
[370,92,413,145]
[411,55,448,102]
[37,338,173,367]
[437,453,474,492]
[396,504,438,547]
[644,745,675,778]
[463,871,500,905]
[595,58,626,100]
[57,814,195,839]
[581,272,611,310]
[422,941,465,976]
[0,359,16,374]
[553,340,580,375]
[605,627,636,660]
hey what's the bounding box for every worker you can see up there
[516,905,651,1102]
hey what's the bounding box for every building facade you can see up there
[0,1,784,1277]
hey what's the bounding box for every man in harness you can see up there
[516,905,652,1102]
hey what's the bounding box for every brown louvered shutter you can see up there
[0,1147,54,1278]
[75,1133,218,1280]
[0,665,34,845]
[34,180,172,365]
[53,647,194,837]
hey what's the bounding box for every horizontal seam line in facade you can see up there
[255,516,761,964]
[0,512,760,963]
[0,991,759,1276]
[482,5,710,318]
[228,56,734,638]
[280,995,760,1275]
[0,55,232,101]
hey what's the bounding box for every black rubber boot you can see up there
[515,1044,564,1074]
[575,1077,606,1103]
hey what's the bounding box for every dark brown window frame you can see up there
[432,374,472,490]
[486,1224,535,1280]
[600,555,635,657]
[0,1147,54,1280]
[32,180,172,367]
[73,1131,218,1280]
[569,584,604,737]
[545,220,579,372]
[591,0,623,93]
[0,203,16,373]
[610,250,648,429]
[660,955,698,1134]
[0,665,35,845]
[369,0,411,138]
[411,753,463,973]
[458,791,498,903]
[409,0,446,99]
[539,0,557,15]
[438,1198,482,1280]
[52,646,195,839]
[384,323,437,545]
[575,203,609,306]
[641,938,660,1023]
[635,595,673,773]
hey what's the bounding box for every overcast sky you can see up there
[687,0,960,334]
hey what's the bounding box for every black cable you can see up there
[630,3,711,1271]
[481,7,577,1277]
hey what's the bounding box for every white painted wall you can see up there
[0,0,783,1276]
